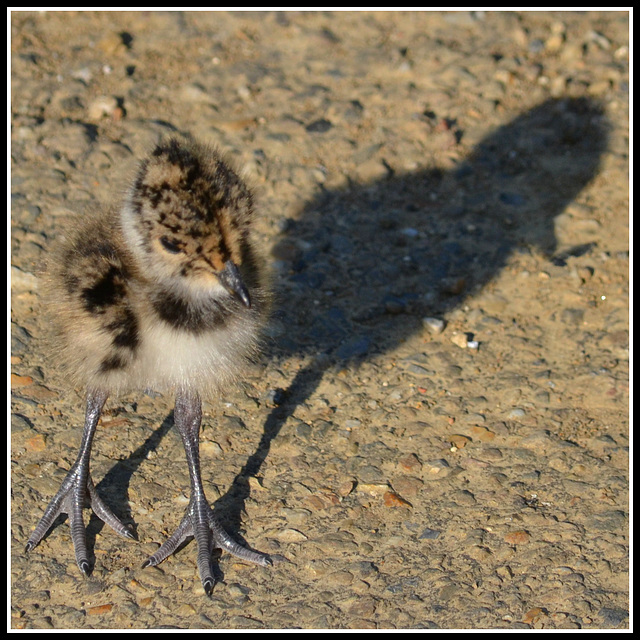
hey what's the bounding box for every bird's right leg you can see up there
[25,389,135,575]
[142,391,271,595]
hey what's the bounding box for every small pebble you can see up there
[452,490,476,506]
[88,95,118,120]
[504,530,531,545]
[588,30,611,50]
[398,453,422,471]
[24,434,47,452]
[450,332,469,348]
[545,33,564,53]
[561,308,585,325]
[523,607,546,625]
[598,607,629,627]
[383,491,412,508]
[357,483,390,495]
[337,479,356,497]
[86,603,114,615]
[11,373,33,388]
[390,475,423,496]
[406,364,434,377]
[422,317,445,334]
[425,459,450,475]
[529,39,545,53]
[11,266,38,292]
[71,67,93,83]
[470,426,495,441]
[277,528,308,543]
[305,119,333,133]
[449,434,471,449]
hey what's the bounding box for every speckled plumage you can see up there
[28,137,273,594]
[44,137,270,397]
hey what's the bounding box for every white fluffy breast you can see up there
[131,311,262,395]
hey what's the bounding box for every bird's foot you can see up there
[142,494,271,595]
[25,466,135,575]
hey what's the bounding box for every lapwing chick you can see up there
[26,137,272,594]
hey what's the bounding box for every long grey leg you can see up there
[25,389,135,575]
[142,390,271,595]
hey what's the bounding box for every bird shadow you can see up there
[213,97,609,541]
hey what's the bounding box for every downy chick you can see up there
[26,137,272,595]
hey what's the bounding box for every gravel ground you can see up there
[11,10,629,630]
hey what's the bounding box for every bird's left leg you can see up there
[25,389,135,575]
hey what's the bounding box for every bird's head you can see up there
[121,138,254,307]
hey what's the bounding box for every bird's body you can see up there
[27,137,272,594]
[44,138,269,396]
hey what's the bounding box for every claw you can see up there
[203,577,214,596]
[25,468,134,576]
[142,494,271,593]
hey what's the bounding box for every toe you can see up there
[203,577,215,596]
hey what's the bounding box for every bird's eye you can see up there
[160,236,182,254]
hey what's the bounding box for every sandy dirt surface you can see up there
[11,10,629,629]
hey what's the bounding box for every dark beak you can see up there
[219,261,251,308]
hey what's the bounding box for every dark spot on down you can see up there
[99,354,126,372]
[153,139,200,186]
[218,240,231,262]
[81,267,126,313]
[107,308,139,350]
[76,241,117,261]
[153,289,229,333]
[63,273,80,294]
[148,186,164,209]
